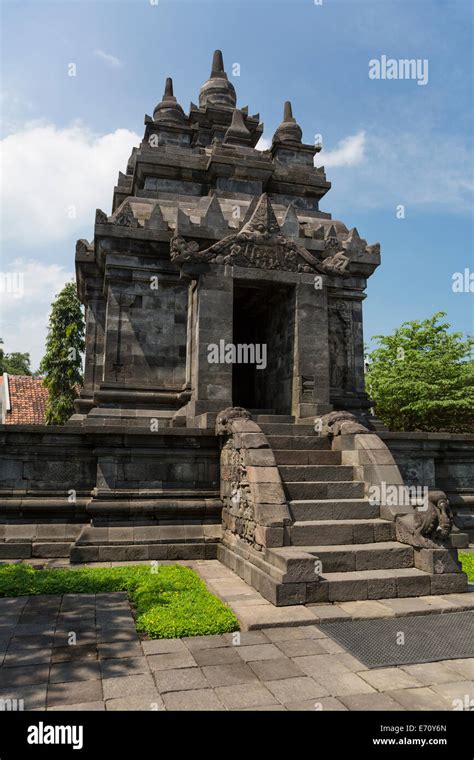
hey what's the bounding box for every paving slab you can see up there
[182,634,235,651]
[316,672,377,697]
[444,658,474,680]
[400,661,466,686]
[430,680,474,704]
[294,653,364,679]
[263,625,326,642]
[147,651,197,672]
[101,673,158,701]
[358,667,423,692]
[214,682,278,709]
[193,646,242,667]
[153,667,210,693]
[248,657,304,681]
[380,598,435,616]
[286,696,347,711]
[162,688,225,711]
[0,684,47,710]
[223,630,269,646]
[100,656,150,679]
[273,638,328,658]
[49,660,101,684]
[340,692,405,711]
[235,643,283,662]
[3,649,52,668]
[47,679,103,707]
[388,687,451,710]
[105,696,165,711]
[141,639,186,656]
[202,662,258,687]
[0,664,49,687]
[339,601,396,619]
[51,644,98,663]
[48,701,105,711]
[306,605,351,623]
[98,641,143,660]
[265,676,329,704]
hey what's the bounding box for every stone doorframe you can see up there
[179,263,333,427]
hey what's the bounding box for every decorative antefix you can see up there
[215,407,290,551]
[317,410,370,437]
[170,193,350,275]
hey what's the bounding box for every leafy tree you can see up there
[0,339,32,375]
[39,282,85,425]
[365,312,474,433]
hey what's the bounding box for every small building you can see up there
[73,50,380,429]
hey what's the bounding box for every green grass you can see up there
[459,552,474,582]
[0,563,239,639]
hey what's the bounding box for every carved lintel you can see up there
[169,193,350,275]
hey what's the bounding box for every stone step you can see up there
[259,423,315,435]
[267,435,331,450]
[285,480,365,500]
[317,568,436,602]
[273,449,341,465]
[265,540,413,575]
[301,542,414,572]
[289,518,393,546]
[253,415,295,424]
[290,498,380,521]
[70,541,218,563]
[0,542,32,559]
[279,465,354,482]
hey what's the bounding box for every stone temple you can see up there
[0,51,471,606]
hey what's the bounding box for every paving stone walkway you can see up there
[0,593,473,711]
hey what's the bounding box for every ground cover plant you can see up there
[0,563,239,639]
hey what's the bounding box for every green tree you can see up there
[0,339,32,375]
[365,312,474,433]
[39,282,85,425]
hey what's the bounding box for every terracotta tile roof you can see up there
[4,375,49,425]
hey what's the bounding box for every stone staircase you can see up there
[251,415,468,605]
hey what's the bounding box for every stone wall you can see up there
[103,278,188,388]
[382,432,474,538]
[0,425,220,522]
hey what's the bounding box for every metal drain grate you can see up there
[319,610,474,669]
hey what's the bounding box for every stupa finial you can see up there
[153,77,186,125]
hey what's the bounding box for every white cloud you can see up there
[324,130,473,214]
[1,121,140,245]
[316,131,366,168]
[256,136,272,151]
[94,49,122,68]
[0,259,73,370]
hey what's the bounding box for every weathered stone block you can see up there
[414,548,461,575]
[430,573,468,595]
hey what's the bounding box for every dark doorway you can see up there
[232,281,295,414]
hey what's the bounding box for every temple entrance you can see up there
[232,281,295,414]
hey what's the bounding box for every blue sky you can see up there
[1,0,473,368]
